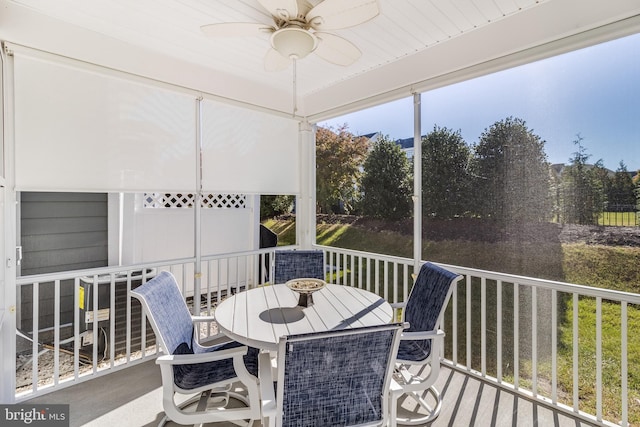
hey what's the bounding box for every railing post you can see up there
[551,289,557,404]
[621,301,628,427]
[596,296,602,422]
[193,97,203,315]
[532,286,538,397]
[481,277,486,376]
[514,283,519,389]
[572,293,579,412]
[496,280,502,383]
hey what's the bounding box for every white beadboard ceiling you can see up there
[2,0,640,120]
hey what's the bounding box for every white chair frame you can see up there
[389,263,463,426]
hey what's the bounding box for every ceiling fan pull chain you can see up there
[292,57,298,116]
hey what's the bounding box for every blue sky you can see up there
[320,33,640,172]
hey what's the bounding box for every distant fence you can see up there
[599,204,639,226]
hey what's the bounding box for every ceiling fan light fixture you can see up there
[271,27,318,59]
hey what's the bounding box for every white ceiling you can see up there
[2,0,640,120]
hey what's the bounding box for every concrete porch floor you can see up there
[26,360,598,427]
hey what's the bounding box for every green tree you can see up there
[549,164,564,222]
[316,125,368,214]
[421,126,472,218]
[608,161,636,210]
[361,136,412,220]
[471,117,551,223]
[260,195,295,220]
[561,135,605,225]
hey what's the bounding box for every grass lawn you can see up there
[599,211,639,227]
[262,217,297,244]
[555,298,640,424]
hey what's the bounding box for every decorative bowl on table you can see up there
[285,278,326,307]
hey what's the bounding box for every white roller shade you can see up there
[201,99,299,194]
[14,54,197,192]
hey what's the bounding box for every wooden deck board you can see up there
[26,361,598,427]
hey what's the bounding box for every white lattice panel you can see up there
[144,193,246,209]
[202,194,246,209]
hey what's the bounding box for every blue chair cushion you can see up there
[279,325,398,427]
[399,262,459,362]
[274,250,324,284]
[131,271,195,355]
[397,338,431,362]
[172,341,259,390]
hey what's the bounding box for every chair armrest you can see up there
[197,334,235,347]
[156,346,248,366]
[400,329,445,341]
[191,315,216,324]
[259,352,277,417]
[191,315,230,343]
[389,377,403,398]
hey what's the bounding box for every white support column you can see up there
[1,43,18,403]
[297,120,315,249]
[413,92,422,273]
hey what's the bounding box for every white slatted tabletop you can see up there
[215,284,393,351]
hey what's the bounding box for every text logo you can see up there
[1,405,69,426]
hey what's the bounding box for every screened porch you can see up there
[1,1,640,426]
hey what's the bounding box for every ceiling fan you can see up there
[200,0,380,72]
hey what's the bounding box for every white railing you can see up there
[14,245,639,427]
[439,263,639,427]
[321,246,415,305]
[14,248,281,401]
[316,245,639,427]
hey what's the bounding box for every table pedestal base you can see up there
[297,293,313,307]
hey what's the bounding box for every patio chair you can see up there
[272,249,325,283]
[259,323,407,427]
[390,262,463,425]
[130,271,260,427]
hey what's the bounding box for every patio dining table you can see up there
[215,283,393,352]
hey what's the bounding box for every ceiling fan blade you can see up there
[314,32,361,66]
[306,0,379,31]
[201,22,273,37]
[264,48,291,72]
[257,0,299,21]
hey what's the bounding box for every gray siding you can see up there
[19,192,108,332]
[20,192,108,275]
